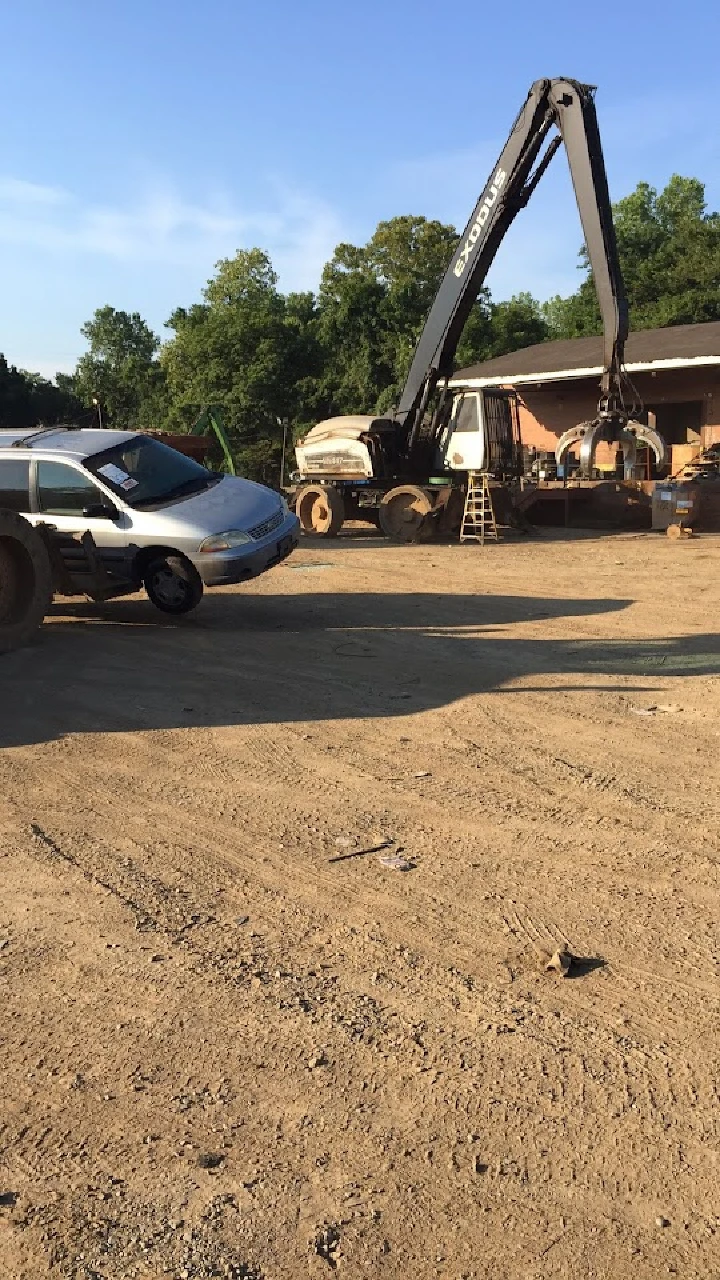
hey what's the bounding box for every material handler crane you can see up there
[290,78,665,540]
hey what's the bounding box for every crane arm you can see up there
[397,78,629,452]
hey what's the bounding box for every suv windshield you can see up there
[85,437,219,509]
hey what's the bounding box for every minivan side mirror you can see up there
[83,502,119,520]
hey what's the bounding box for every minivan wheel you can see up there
[143,555,203,614]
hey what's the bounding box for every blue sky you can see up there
[1,0,718,379]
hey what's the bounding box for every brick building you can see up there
[451,320,720,473]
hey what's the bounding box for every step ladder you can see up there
[460,471,498,544]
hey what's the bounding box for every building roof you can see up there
[450,319,720,388]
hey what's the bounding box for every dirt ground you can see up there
[1,527,719,1280]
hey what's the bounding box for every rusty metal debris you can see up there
[378,853,415,872]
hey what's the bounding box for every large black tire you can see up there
[143,554,204,615]
[0,511,53,653]
[378,485,434,542]
[295,484,345,537]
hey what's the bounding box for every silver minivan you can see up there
[0,426,300,613]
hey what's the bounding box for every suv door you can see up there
[31,458,131,579]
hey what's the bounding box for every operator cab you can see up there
[439,389,522,478]
[439,393,485,472]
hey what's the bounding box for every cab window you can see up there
[37,461,105,516]
[452,395,480,433]
[0,458,30,512]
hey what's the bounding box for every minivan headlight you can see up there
[199,529,253,552]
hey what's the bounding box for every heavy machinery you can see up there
[290,78,666,540]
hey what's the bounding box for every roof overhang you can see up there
[449,354,720,390]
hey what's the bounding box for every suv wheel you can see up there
[143,554,203,614]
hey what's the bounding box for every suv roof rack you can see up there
[11,425,74,449]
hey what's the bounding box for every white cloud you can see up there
[257,183,347,291]
[0,177,68,206]
[0,174,348,372]
[0,174,345,293]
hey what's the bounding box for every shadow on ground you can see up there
[2,588,719,748]
[567,956,607,980]
[294,525,656,549]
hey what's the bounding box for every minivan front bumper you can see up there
[191,513,300,587]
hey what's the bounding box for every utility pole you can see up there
[279,417,290,491]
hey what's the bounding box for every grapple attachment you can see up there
[555,412,666,481]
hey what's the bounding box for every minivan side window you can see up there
[0,458,30,512]
[37,461,105,516]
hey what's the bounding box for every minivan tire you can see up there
[143,554,203,614]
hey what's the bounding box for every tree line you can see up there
[1,175,718,482]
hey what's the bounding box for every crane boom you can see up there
[398,78,629,453]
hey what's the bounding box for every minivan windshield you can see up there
[85,437,219,510]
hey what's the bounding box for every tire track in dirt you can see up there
[9,775,719,1185]
[4,536,720,1278]
[6,707,719,1061]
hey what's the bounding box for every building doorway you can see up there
[643,401,703,446]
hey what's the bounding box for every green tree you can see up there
[73,306,166,430]
[317,216,460,415]
[0,356,79,429]
[456,292,549,369]
[317,217,548,410]
[452,288,493,373]
[162,249,319,483]
[487,293,549,356]
[544,175,720,338]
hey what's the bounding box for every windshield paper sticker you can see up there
[120,477,139,490]
[98,462,133,486]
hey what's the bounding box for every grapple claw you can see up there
[555,414,666,480]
